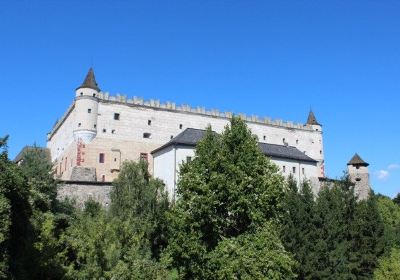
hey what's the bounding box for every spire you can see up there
[306,110,321,126]
[347,153,369,167]
[77,67,100,92]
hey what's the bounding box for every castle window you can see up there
[114,113,120,120]
[140,153,148,162]
[296,139,299,144]
[78,123,81,127]
[179,124,183,129]
[80,92,83,96]
[187,156,192,162]
[356,178,361,182]
[94,124,97,128]
[293,167,296,173]
[302,168,305,175]
[143,133,151,139]
[102,129,106,133]
[356,166,360,170]
[111,129,115,134]
[320,150,322,155]
[148,120,152,126]
[99,153,105,163]
[93,93,96,97]
[114,158,117,162]
[88,109,92,113]
[170,135,174,139]
[102,175,105,182]
[263,136,266,141]
[283,166,286,173]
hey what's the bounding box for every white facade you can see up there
[47,69,324,185]
[153,144,318,201]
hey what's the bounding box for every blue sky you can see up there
[0,1,399,197]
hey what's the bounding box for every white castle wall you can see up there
[47,92,325,183]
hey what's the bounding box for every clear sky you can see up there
[0,1,399,197]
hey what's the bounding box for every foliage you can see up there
[376,195,400,252]
[62,202,167,279]
[208,224,296,280]
[166,117,292,279]
[111,160,170,259]
[281,177,316,279]
[374,247,400,280]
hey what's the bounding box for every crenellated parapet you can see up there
[96,92,316,131]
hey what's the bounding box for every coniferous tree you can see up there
[281,177,316,279]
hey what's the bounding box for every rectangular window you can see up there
[186,156,192,162]
[99,153,105,163]
[283,166,286,173]
[88,108,92,113]
[114,113,120,120]
[140,153,148,162]
[302,168,305,175]
[293,167,296,174]
[102,175,105,182]
[143,132,151,139]
[148,120,152,125]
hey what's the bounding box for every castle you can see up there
[47,68,370,203]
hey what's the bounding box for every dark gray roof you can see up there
[14,146,51,163]
[76,67,100,92]
[151,128,317,163]
[347,153,369,167]
[306,110,321,126]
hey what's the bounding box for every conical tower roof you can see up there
[306,110,321,126]
[77,68,100,92]
[347,153,369,167]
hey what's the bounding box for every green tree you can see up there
[281,177,316,279]
[110,160,170,259]
[62,201,166,279]
[208,224,296,280]
[374,247,400,280]
[166,117,293,279]
[376,196,400,252]
[393,193,400,206]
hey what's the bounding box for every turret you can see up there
[73,68,100,143]
[306,110,322,132]
[347,153,371,200]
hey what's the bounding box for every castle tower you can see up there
[306,110,325,178]
[347,153,371,200]
[73,68,100,143]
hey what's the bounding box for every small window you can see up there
[114,158,117,162]
[356,166,360,170]
[356,178,361,182]
[114,113,120,120]
[101,175,105,182]
[283,138,286,143]
[296,139,299,144]
[93,93,96,97]
[293,167,296,174]
[148,120,152,126]
[94,124,97,128]
[320,150,322,155]
[170,135,174,139]
[88,108,92,113]
[263,136,266,141]
[78,123,81,127]
[143,133,151,139]
[186,156,192,162]
[99,153,105,163]
[283,166,286,173]
[111,129,115,134]
[80,92,83,96]
[179,124,183,129]
[302,168,305,175]
[102,129,106,133]
[140,153,148,162]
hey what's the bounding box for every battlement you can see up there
[97,92,315,131]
